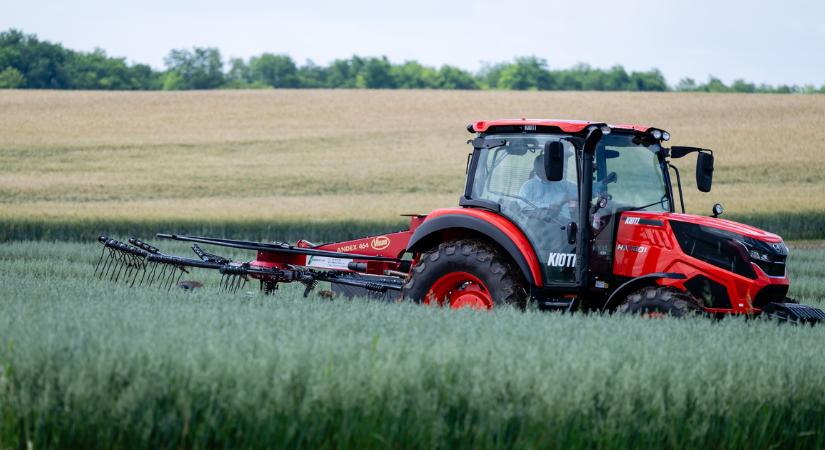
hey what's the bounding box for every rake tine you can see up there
[154,263,168,287]
[236,275,248,293]
[166,266,181,291]
[116,251,132,282]
[158,264,169,289]
[96,249,109,278]
[93,245,107,275]
[231,275,241,293]
[122,254,138,283]
[166,267,175,291]
[174,268,184,289]
[111,251,126,282]
[162,265,176,290]
[129,257,146,288]
[220,273,229,291]
[138,260,153,287]
[167,265,181,290]
[115,251,131,283]
[100,248,116,279]
[149,261,162,286]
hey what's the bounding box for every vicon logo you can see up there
[370,236,391,250]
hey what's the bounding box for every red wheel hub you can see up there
[425,271,493,310]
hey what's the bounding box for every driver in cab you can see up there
[519,146,577,224]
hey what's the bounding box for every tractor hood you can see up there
[627,211,783,243]
[620,210,789,282]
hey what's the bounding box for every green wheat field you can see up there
[0,241,824,449]
[2,90,825,449]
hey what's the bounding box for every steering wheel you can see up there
[593,171,618,200]
[512,196,569,225]
[496,192,575,227]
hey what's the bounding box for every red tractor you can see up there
[96,119,824,322]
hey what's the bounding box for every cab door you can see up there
[468,134,579,285]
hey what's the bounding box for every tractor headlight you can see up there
[600,125,612,134]
[662,131,670,141]
[651,129,663,140]
[749,250,770,261]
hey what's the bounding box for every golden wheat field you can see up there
[1,89,824,223]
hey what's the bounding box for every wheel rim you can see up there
[425,271,493,310]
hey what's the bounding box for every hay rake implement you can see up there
[94,232,409,296]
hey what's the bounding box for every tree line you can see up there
[1,29,823,93]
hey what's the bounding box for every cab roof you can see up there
[471,119,653,134]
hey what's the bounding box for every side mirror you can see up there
[544,141,565,182]
[696,152,714,192]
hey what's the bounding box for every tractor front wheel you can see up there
[402,239,527,310]
[617,286,702,318]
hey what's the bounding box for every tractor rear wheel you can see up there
[402,239,527,309]
[617,286,702,318]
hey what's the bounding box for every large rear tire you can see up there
[617,286,702,318]
[402,239,528,309]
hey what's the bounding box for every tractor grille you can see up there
[670,221,788,280]
[752,258,786,277]
[670,221,755,279]
[752,284,790,309]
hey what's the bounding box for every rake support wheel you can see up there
[403,239,527,309]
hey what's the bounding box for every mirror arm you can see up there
[668,163,686,213]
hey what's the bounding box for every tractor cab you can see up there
[462,120,677,288]
[439,119,813,319]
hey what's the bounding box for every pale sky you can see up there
[3,0,824,86]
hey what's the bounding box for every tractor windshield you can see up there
[594,134,670,212]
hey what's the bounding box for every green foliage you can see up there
[392,61,439,88]
[0,29,160,89]
[0,29,69,88]
[479,59,669,92]
[66,49,160,89]
[497,56,554,90]
[436,65,478,89]
[247,53,300,88]
[1,28,823,93]
[0,66,24,88]
[295,59,326,88]
[163,47,224,90]
[358,56,396,88]
[674,75,820,94]
[0,241,823,449]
